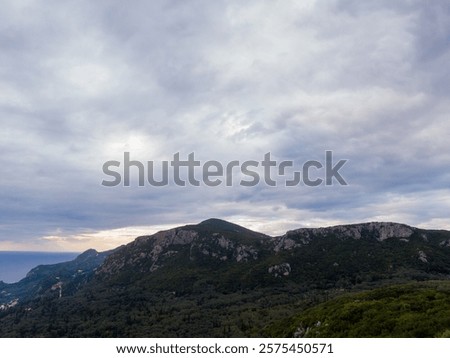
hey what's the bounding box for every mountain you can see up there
[1,219,450,337]
[97,219,450,292]
[0,249,113,307]
[97,218,270,286]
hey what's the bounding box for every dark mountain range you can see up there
[0,249,113,307]
[1,218,450,337]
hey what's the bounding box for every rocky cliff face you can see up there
[98,228,199,274]
[98,219,267,277]
[271,222,417,252]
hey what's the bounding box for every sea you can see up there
[0,251,79,284]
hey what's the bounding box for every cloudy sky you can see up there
[1,0,449,252]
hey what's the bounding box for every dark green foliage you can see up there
[272,281,450,338]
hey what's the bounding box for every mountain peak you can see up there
[199,218,230,225]
[76,249,99,260]
[194,218,269,240]
[198,218,248,231]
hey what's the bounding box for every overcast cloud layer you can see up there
[1,0,449,251]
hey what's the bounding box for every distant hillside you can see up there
[0,249,114,306]
[1,219,450,337]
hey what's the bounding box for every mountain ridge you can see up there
[1,218,450,337]
[97,219,431,277]
[0,248,114,306]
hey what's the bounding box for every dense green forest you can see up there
[268,281,450,338]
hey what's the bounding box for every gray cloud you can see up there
[0,0,449,250]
